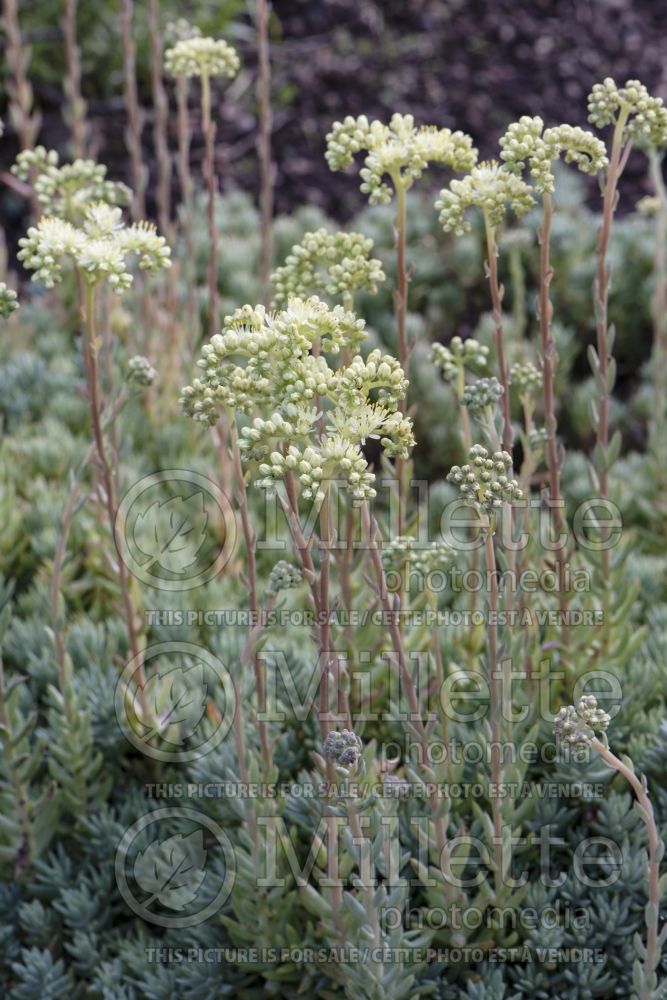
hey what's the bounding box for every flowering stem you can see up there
[590,738,663,998]
[256,0,273,306]
[175,76,198,337]
[120,0,146,219]
[51,392,127,693]
[393,176,410,539]
[62,0,87,158]
[594,106,630,586]
[82,283,147,721]
[648,149,667,475]
[147,0,172,239]
[537,191,572,641]
[482,520,504,897]
[360,501,452,878]
[346,795,381,958]
[483,216,512,453]
[226,409,272,777]
[200,70,219,337]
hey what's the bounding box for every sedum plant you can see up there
[165,31,240,337]
[12,147,132,224]
[271,228,386,310]
[555,696,666,1000]
[327,113,477,533]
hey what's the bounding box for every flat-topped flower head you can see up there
[554,695,611,748]
[325,113,477,204]
[181,295,413,504]
[272,229,385,307]
[12,147,131,223]
[18,204,171,290]
[164,35,240,80]
[436,160,535,236]
[511,361,542,397]
[431,336,489,383]
[500,116,608,193]
[447,443,522,512]
[588,78,667,146]
[0,283,18,318]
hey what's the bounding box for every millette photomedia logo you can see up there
[115,469,237,590]
[115,807,236,928]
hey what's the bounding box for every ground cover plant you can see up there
[2,5,667,999]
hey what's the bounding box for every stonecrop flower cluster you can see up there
[127,355,157,388]
[12,147,131,223]
[18,203,171,290]
[448,444,522,512]
[325,113,477,204]
[588,78,667,145]
[381,535,453,578]
[462,376,504,417]
[271,229,385,307]
[554,695,611,748]
[180,296,414,503]
[322,729,363,768]
[436,159,535,235]
[511,361,542,397]
[431,336,489,383]
[499,117,607,194]
[0,283,18,319]
[266,560,303,597]
[164,34,240,80]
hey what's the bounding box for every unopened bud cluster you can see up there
[267,560,303,597]
[511,362,542,397]
[323,729,362,768]
[447,444,522,511]
[382,535,453,576]
[554,695,611,748]
[431,336,489,383]
[499,117,607,194]
[326,113,477,204]
[588,78,667,145]
[127,356,157,387]
[272,229,385,306]
[12,148,131,223]
[0,283,18,318]
[462,377,504,416]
